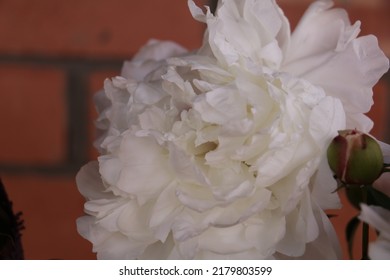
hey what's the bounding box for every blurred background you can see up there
[0,0,389,259]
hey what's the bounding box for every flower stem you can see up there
[362,221,369,259]
[361,186,369,260]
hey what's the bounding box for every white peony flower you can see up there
[359,204,390,260]
[77,0,389,259]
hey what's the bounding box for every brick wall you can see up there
[0,0,388,259]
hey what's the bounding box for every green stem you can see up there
[362,221,369,260]
[361,186,369,260]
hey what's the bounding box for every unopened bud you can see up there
[327,129,383,185]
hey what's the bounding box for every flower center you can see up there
[193,141,218,156]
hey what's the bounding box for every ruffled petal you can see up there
[359,204,390,260]
[121,39,187,81]
[359,205,390,240]
[76,161,111,200]
[191,0,289,69]
[282,1,389,131]
[104,133,173,204]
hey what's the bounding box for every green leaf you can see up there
[346,216,360,259]
[367,185,390,211]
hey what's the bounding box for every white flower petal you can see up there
[115,134,173,204]
[77,216,146,259]
[311,158,341,210]
[359,204,390,259]
[309,96,346,147]
[198,225,253,255]
[368,239,390,260]
[193,85,247,125]
[359,205,390,240]
[168,143,209,186]
[139,235,176,259]
[149,182,183,242]
[301,36,388,114]
[76,161,111,200]
[245,214,286,256]
[121,39,187,81]
[187,0,207,23]
[283,1,388,131]
[284,0,351,65]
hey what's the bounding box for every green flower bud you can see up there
[327,129,384,185]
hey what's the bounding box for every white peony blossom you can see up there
[359,204,390,260]
[77,0,389,259]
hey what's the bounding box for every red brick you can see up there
[278,0,387,7]
[2,175,96,260]
[0,0,388,56]
[0,0,208,58]
[367,80,389,140]
[0,64,67,165]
